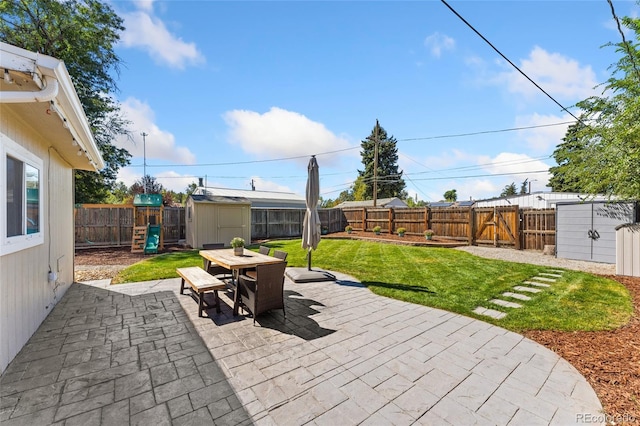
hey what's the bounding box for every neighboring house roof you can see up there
[474,192,612,209]
[0,42,103,171]
[194,187,306,208]
[336,197,409,209]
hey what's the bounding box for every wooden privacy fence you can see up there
[343,206,556,250]
[75,204,555,250]
[74,204,184,248]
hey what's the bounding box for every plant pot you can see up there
[234,247,243,256]
[398,233,405,237]
[425,235,433,240]
[374,231,380,235]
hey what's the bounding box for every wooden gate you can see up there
[473,206,520,249]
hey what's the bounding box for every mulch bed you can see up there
[74,241,640,423]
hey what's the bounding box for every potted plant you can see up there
[231,237,245,255]
[397,227,406,237]
[321,225,329,235]
[345,225,353,234]
[424,229,434,240]
[373,225,381,235]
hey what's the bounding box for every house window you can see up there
[1,135,44,255]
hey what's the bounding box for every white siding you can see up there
[0,108,74,373]
[616,224,640,277]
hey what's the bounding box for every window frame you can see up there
[1,135,44,256]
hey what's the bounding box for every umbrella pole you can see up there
[307,249,312,271]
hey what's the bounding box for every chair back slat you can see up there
[273,250,288,261]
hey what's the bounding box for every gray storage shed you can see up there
[185,194,251,249]
[556,201,639,263]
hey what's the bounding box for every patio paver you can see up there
[0,272,604,425]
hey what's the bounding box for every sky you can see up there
[108,0,639,203]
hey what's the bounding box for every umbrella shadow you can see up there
[362,281,437,294]
[248,289,336,340]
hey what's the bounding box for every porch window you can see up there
[1,135,44,255]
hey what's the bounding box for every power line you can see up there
[398,121,576,142]
[440,0,585,124]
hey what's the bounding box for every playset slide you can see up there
[144,224,161,254]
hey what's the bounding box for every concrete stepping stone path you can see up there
[474,269,565,320]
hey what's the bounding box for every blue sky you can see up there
[109,0,638,202]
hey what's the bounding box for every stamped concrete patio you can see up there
[0,271,604,425]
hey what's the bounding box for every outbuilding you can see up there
[185,194,251,249]
[0,42,104,372]
[556,201,639,264]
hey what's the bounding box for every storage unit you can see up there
[616,223,640,277]
[556,201,639,263]
[186,194,251,249]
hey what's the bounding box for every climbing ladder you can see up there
[131,226,147,253]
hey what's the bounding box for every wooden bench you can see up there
[177,267,227,317]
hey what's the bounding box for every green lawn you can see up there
[112,239,632,332]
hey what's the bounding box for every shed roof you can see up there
[190,194,251,204]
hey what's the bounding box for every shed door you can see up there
[556,202,635,263]
[217,205,247,245]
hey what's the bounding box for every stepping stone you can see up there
[490,299,522,308]
[502,292,531,301]
[513,286,542,293]
[531,276,556,282]
[523,281,551,288]
[539,272,562,278]
[473,307,507,319]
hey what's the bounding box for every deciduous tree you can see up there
[0,0,131,203]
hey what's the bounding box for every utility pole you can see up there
[141,132,148,194]
[373,119,379,207]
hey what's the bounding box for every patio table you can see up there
[199,248,285,315]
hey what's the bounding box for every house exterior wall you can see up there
[0,108,74,373]
[475,192,611,209]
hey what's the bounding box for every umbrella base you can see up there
[286,267,336,283]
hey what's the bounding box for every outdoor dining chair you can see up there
[273,250,288,261]
[237,261,287,324]
[202,243,232,279]
[243,245,272,278]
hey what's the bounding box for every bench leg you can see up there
[180,278,185,295]
[214,290,221,313]
[198,291,204,317]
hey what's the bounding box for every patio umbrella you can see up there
[302,155,321,270]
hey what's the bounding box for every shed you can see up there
[186,194,251,249]
[556,201,639,264]
[0,42,104,372]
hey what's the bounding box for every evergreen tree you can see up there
[500,183,517,197]
[1,0,131,203]
[357,120,407,201]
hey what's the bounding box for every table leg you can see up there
[232,269,240,315]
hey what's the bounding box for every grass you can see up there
[111,239,633,332]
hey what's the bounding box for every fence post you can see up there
[388,208,393,234]
[493,207,498,247]
[468,207,474,246]
[362,207,366,231]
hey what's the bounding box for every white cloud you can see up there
[115,97,196,164]
[424,32,455,58]
[223,107,352,164]
[514,113,572,153]
[119,5,204,69]
[498,46,598,101]
[478,152,551,189]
